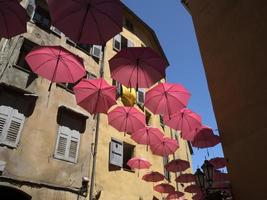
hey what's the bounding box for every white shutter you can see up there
[127,40,134,47]
[91,45,102,59]
[26,0,36,20]
[55,126,80,163]
[110,139,123,167]
[113,34,121,51]
[137,88,145,105]
[0,106,25,148]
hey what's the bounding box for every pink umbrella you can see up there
[166,191,185,200]
[184,184,201,194]
[109,47,168,89]
[213,171,229,182]
[192,127,221,148]
[150,137,179,156]
[0,0,28,39]
[131,126,164,150]
[127,157,151,176]
[165,159,190,173]
[163,108,202,141]
[192,193,205,200]
[175,173,195,183]
[145,83,191,116]
[142,171,165,183]
[47,0,123,45]
[25,46,86,91]
[209,157,227,169]
[73,78,116,114]
[108,106,145,133]
[154,183,175,194]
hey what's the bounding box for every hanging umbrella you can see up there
[175,173,195,183]
[184,184,201,194]
[150,137,179,156]
[166,191,185,200]
[25,46,86,91]
[109,47,168,89]
[192,193,204,200]
[145,83,191,116]
[127,157,151,176]
[154,183,175,194]
[0,0,28,39]
[213,170,229,182]
[165,159,190,173]
[47,0,123,45]
[108,106,145,133]
[208,157,227,169]
[192,126,221,148]
[131,126,164,150]
[142,171,165,183]
[73,78,116,114]
[163,108,202,141]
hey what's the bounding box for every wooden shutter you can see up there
[137,89,145,105]
[113,34,121,51]
[55,126,80,163]
[0,106,25,148]
[109,139,123,167]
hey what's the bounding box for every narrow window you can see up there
[123,142,135,170]
[163,156,171,181]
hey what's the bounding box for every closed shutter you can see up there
[26,0,36,20]
[113,34,121,51]
[110,139,123,167]
[91,45,102,59]
[0,106,25,148]
[137,89,145,105]
[55,126,80,163]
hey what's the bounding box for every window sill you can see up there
[122,168,135,173]
[53,156,77,164]
[13,65,35,75]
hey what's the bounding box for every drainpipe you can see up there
[89,44,105,200]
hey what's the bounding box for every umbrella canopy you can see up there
[47,0,123,45]
[154,183,175,194]
[192,193,204,200]
[108,106,145,133]
[0,0,28,39]
[109,47,168,89]
[213,170,229,182]
[208,157,227,169]
[165,159,190,173]
[145,83,191,116]
[127,157,151,169]
[131,126,164,146]
[163,108,202,141]
[25,46,86,87]
[150,137,179,156]
[184,184,201,194]
[192,126,221,148]
[73,78,116,114]
[166,191,185,200]
[175,173,195,183]
[142,171,165,183]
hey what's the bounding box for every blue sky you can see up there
[122,0,225,171]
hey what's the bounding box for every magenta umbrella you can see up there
[150,137,179,156]
[108,106,145,133]
[142,171,165,183]
[163,108,202,141]
[0,0,28,39]
[184,184,201,194]
[109,47,168,89]
[165,159,190,173]
[192,126,221,148]
[213,170,229,182]
[145,83,191,116]
[25,46,86,91]
[73,78,116,114]
[208,157,227,169]
[166,191,185,200]
[127,157,151,176]
[131,126,164,150]
[175,173,195,183]
[154,183,175,194]
[192,193,205,200]
[47,0,123,45]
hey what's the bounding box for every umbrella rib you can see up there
[26,52,57,59]
[60,57,76,82]
[89,10,105,43]
[33,58,57,72]
[5,4,27,27]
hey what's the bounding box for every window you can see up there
[113,34,134,51]
[163,156,171,181]
[32,5,51,31]
[112,79,122,98]
[16,39,38,72]
[159,115,165,130]
[124,18,134,32]
[109,139,135,171]
[137,88,145,106]
[0,106,25,148]
[54,126,80,163]
[145,110,152,126]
